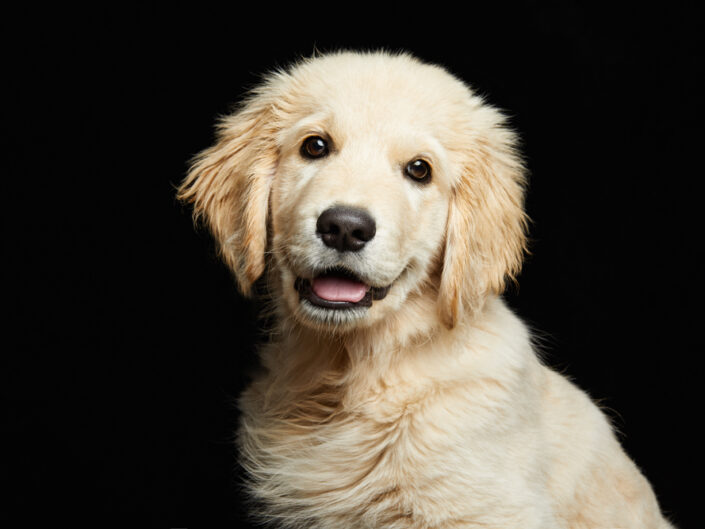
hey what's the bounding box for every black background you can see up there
[5,2,701,527]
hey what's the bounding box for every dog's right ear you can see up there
[177,94,278,297]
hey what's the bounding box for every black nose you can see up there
[316,206,376,252]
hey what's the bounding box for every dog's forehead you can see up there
[282,53,474,136]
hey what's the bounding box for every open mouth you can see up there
[295,267,391,310]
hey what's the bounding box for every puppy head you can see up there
[178,51,527,332]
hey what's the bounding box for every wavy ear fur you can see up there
[177,92,279,296]
[438,106,528,329]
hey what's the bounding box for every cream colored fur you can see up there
[179,51,673,528]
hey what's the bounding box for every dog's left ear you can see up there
[177,92,279,297]
[438,105,528,329]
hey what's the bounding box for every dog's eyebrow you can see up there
[279,114,331,146]
[394,136,450,181]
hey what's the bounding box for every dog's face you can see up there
[269,67,455,329]
[179,52,527,332]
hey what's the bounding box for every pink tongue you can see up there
[312,276,369,303]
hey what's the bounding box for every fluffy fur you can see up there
[179,51,673,528]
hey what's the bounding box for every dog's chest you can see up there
[238,376,502,527]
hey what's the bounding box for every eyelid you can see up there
[414,153,434,167]
[301,131,334,151]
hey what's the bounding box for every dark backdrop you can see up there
[6,2,700,527]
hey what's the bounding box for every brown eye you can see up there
[301,136,329,159]
[405,159,432,183]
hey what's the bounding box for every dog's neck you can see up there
[265,291,506,397]
[250,293,527,432]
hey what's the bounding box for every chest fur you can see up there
[237,369,544,528]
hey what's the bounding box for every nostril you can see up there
[352,228,372,242]
[316,211,337,235]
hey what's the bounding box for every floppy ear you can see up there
[438,108,528,329]
[177,94,279,297]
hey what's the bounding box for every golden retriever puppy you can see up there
[178,51,673,528]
